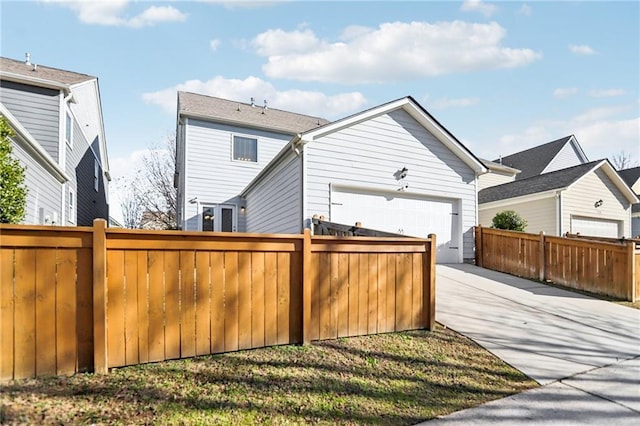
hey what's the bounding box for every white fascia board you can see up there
[567,160,639,204]
[479,189,560,210]
[301,97,487,174]
[1,103,70,183]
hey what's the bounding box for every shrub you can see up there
[491,210,527,232]
[0,116,28,224]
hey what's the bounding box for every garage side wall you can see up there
[561,169,631,237]
[243,150,303,234]
[304,109,477,261]
[479,196,557,235]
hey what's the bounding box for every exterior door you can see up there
[201,204,237,232]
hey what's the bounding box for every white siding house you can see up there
[241,97,487,263]
[479,160,638,237]
[175,92,328,232]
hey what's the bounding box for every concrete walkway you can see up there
[421,264,640,425]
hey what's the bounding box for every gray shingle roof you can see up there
[479,160,601,204]
[178,91,329,135]
[495,136,573,180]
[617,166,640,189]
[0,56,95,86]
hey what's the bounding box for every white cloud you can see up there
[588,89,626,98]
[141,76,367,119]
[498,105,639,164]
[210,39,221,51]
[518,4,532,16]
[569,44,597,55]
[460,1,497,17]
[43,0,187,27]
[255,21,541,83]
[553,87,579,99]
[430,97,480,109]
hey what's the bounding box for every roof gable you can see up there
[496,135,588,180]
[301,96,486,174]
[479,159,638,204]
[0,56,95,88]
[177,91,329,135]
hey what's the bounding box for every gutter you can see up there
[0,71,72,95]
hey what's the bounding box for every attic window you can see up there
[65,112,73,147]
[233,136,257,163]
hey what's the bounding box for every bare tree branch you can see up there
[611,150,638,170]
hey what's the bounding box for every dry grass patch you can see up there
[0,324,536,425]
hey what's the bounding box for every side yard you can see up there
[0,325,536,425]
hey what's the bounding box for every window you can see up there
[68,188,75,223]
[94,159,100,192]
[233,136,257,162]
[65,111,73,147]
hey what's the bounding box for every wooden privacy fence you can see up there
[0,220,436,380]
[475,226,639,302]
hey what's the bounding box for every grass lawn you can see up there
[0,324,536,425]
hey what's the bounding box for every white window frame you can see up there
[68,187,75,224]
[65,111,73,148]
[94,159,100,192]
[231,134,258,163]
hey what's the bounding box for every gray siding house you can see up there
[0,56,110,226]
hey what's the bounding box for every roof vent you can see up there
[32,64,38,72]
[25,53,31,66]
[250,97,256,107]
[263,99,268,112]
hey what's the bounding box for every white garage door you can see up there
[570,216,620,238]
[331,188,460,263]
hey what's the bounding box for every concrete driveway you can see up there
[422,263,640,425]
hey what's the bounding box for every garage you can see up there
[570,216,621,238]
[330,187,461,263]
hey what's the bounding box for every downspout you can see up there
[556,191,562,236]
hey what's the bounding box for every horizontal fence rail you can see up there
[475,226,638,302]
[1,220,436,380]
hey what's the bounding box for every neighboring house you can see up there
[477,158,520,190]
[0,55,110,226]
[239,96,487,263]
[618,166,640,237]
[175,91,328,233]
[496,135,589,180]
[478,160,638,238]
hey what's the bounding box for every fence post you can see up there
[475,225,483,267]
[539,231,545,282]
[627,241,636,302]
[93,219,108,374]
[302,228,312,344]
[424,234,437,330]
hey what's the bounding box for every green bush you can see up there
[491,210,527,232]
[0,116,28,224]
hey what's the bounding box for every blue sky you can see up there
[1,0,639,184]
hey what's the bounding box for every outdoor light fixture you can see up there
[240,206,246,214]
[594,199,603,208]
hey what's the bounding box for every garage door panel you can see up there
[570,217,620,238]
[331,188,459,263]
